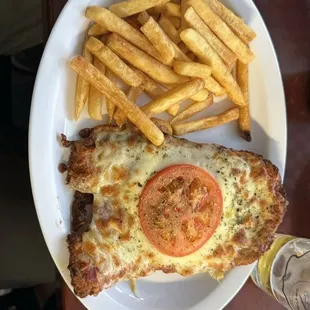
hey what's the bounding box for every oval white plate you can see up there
[29,0,286,309]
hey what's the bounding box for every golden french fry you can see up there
[154,17,189,61]
[171,94,213,124]
[180,29,245,106]
[188,0,254,64]
[151,118,173,135]
[178,41,189,54]
[189,88,209,101]
[205,0,256,43]
[169,17,181,29]
[88,23,109,36]
[229,62,236,75]
[75,42,93,120]
[148,3,181,17]
[109,0,170,18]
[237,60,251,141]
[85,6,162,61]
[147,5,164,15]
[150,12,161,21]
[184,7,236,67]
[164,3,181,17]
[171,0,181,3]
[114,84,144,127]
[70,56,164,146]
[85,37,142,87]
[105,68,117,123]
[167,104,180,116]
[88,57,105,120]
[180,0,190,30]
[88,86,102,120]
[140,17,175,65]
[173,107,239,135]
[172,41,192,61]
[158,15,181,44]
[127,85,144,103]
[107,33,187,85]
[173,60,212,79]
[141,78,204,116]
[132,68,166,98]
[139,13,188,63]
[137,11,151,24]
[124,15,141,30]
[163,81,208,101]
[204,76,226,97]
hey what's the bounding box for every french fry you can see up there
[150,12,161,21]
[151,16,189,61]
[175,39,222,97]
[137,10,151,24]
[105,68,117,123]
[70,56,164,146]
[189,88,209,101]
[171,0,181,4]
[169,17,181,29]
[138,12,185,63]
[180,29,246,106]
[88,86,102,120]
[180,0,190,30]
[178,41,189,54]
[188,0,254,64]
[237,60,251,141]
[151,118,173,135]
[173,107,239,135]
[114,84,144,127]
[75,42,93,120]
[88,23,109,36]
[139,13,188,63]
[173,60,212,79]
[109,0,170,18]
[205,0,256,43]
[141,78,204,117]
[167,104,180,116]
[204,76,226,97]
[171,94,214,124]
[147,5,164,15]
[148,3,181,17]
[133,68,166,98]
[140,17,175,65]
[134,68,195,115]
[228,62,236,75]
[158,15,181,44]
[164,81,209,101]
[85,37,142,87]
[172,41,192,61]
[172,58,224,97]
[164,3,181,17]
[106,33,187,85]
[88,57,105,120]
[184,7,237,67]
[85,6,162,61]
[125,15,141,30]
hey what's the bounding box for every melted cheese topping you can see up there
[76,128,270,286]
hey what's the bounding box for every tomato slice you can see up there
[139,164,223,257]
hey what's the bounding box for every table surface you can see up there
[43,0,310,309]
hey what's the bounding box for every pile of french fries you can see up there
[70,0,256,146]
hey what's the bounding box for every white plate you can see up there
[29,0,286,309]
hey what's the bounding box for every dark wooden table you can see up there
[44,0,310,309]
